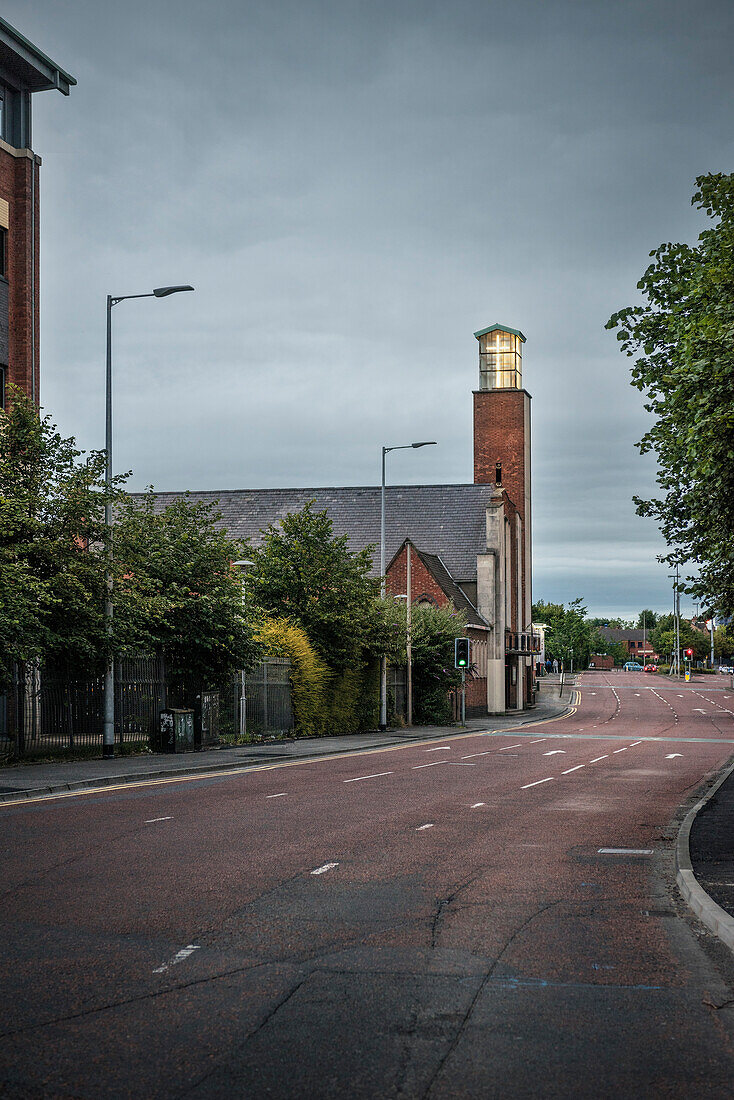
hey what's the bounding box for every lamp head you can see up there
[153,285,195,297]
[411,441,437,448]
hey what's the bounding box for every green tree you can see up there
[607,173,734,616]
[113,492,256,689]
[636,609,659,629]
[0,388,119,684]
[246,501,380,670]
[533,598,594,669]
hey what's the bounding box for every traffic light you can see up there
[685,648,694,659]
[455,638,471,669]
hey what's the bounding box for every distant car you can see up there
[623,661,644,671]
[719,665,734,674]
[644,664,658,673]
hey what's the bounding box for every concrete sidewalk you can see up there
[0,687,572,803]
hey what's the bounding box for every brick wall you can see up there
[0,145,40,405]
[386,544,445,606]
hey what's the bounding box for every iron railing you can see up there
[219,659,294,739]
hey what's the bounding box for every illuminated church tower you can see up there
[473,324,533,711]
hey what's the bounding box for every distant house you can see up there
[598,627,655,662]
[147,324,540,715]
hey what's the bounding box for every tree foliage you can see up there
[607,173,734,615]
[533,598,596,669]
[246,501,381,670]
[0,388,118,683]
[114,492,256,687]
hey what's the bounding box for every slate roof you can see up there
[143,484,495,583]
[599,628,646,643]
[410,546,489,629]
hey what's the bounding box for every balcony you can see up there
[506,631,541,656]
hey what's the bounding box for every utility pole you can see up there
[668,566,681,678]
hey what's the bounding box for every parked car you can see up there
[623,661,644,671]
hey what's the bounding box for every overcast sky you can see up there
[12,0,734,620]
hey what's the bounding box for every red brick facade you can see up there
[386,545,444,606]
[0,145,40,406]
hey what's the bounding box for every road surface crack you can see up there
[421,897,565,1099]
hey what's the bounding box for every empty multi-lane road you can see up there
[3,672,734,1097]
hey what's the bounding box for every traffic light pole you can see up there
[461,668,466,726]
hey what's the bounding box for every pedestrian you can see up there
[552,658,558,674]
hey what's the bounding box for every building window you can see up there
[0,227,6,277]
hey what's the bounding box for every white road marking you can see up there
[471,802,486,808]
[413,761,447,769]
[462,750,495,759]
[529,739,547,744]
[612,747,628,753]
[344,771,393,783]
[543,750,566,756]
[499,744,523,751]
[416,823,435,831]
[266,793,287,799]
[521,777,554,789]
[634,693,640,696]
[598,848,653,856]
[425,746,451,752]
[145,816,173,823]
[311,862,339,875]
[153,944,200,974]
[562,765,585,774]
[590,755,608,763]
[693,709,707,714]
[666,753,684,759]
[590,692,597,695]
[630,741,642,746]
[447,762,476,766]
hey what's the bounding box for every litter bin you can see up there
[157,708,195,753]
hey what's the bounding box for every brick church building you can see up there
[154,323,538,716]
[0,16,74,410]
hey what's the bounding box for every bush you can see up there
[256,617,331,737]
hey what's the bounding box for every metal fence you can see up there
[219,659,294,739]
[0,658,294,759]
[0,657,167,759]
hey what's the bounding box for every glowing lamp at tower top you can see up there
[474,323,526,391]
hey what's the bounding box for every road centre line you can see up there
[529,739,547,744]
[461,750,495,759]
[266,793,287,799]
[413,761,446,769]
[153,944,200,974]
[562,765,585,774]
[344,771,393,783]
[145,816,173,823]
[311,862,339,875]
[416,823,435,831]
[521,777,554,789]
[499,744,523,750]
[425,746,451,752]
[590,755,608,762]
[471,802,486,808]
[612,747,628,753]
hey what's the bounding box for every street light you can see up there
[233,560,255,739]
[379,440,437,730]
[103,284,195,759]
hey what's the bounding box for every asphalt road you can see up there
[3,672,734,1098]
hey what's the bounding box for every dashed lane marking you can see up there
[612,747,628,753]
[521,777,554,789]
[590,755,608,763]
[598,848,653,856]
[153,944,200,974]
[413,762,447,769]
[471,802,486,808]
[562,765,585,774]
[529,739,547,743]
[425,746,451,752]
[543,750,566,756]
[344,771,393,783]
[416,823,435,831]
[266,793,287,799]
[145,816,172,823]
[461,750,495,759]
[311,862,339,875]
[499,744,523,751]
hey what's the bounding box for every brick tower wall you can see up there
[0,144,40,405]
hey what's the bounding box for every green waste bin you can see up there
[157,708,195,753]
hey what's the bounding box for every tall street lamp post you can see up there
[103,285,194,760]
[379,441,436,730]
